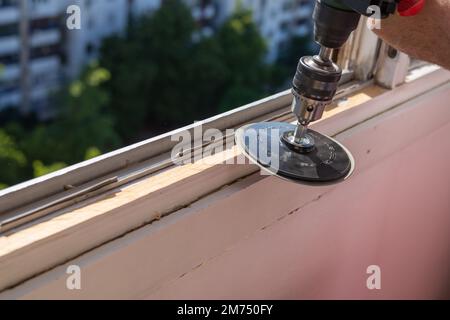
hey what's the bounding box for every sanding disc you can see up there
[235,122,355,184]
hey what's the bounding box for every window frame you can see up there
[0,17,442,232]
[0,66,448,294]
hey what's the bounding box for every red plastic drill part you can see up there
[398,0,425,16]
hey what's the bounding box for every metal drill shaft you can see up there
[294,122,308,144]
[318,46,333,62]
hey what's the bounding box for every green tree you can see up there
[215,8,270,111]
[0,129,27,188]
[100,0,198,138]
[100,0,281,139]
[15,63,120,175]
[32,160,66,178]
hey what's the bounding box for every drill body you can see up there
[314,0,397,49]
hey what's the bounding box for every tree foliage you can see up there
[18,63,120,165]
[0,64,120,187]
[100,0,279,139]
[0,129,27,187]
[0,0,314,189]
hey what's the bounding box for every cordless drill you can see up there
[289,0,425,151]
[236,0,425,184]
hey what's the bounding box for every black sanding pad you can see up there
[235,122,355,184]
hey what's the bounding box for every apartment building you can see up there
[218,0,315,61]
[0,0,229,113]
[65,0,132,78]
[0,0,66,114]
[51,0,316,71]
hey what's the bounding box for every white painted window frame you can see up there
[0,18,442,232]
[0,16,441,233]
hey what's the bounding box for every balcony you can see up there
[0,88,20,110]
[0,6,19,25]
[29,55,60,75]
[29,56,61,104]
[30,29,61,48]
[0,35,19,55]
[29,82,57,101]
[29,0,65,20]
[0,62,20,81]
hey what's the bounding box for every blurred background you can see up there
[0,0,317,189]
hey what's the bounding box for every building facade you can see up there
[0,0,314,115]
[218,0,315,61]
[0,0,66,114]
[65,0,132,79]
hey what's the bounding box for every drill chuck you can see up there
[292,53,342,126]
